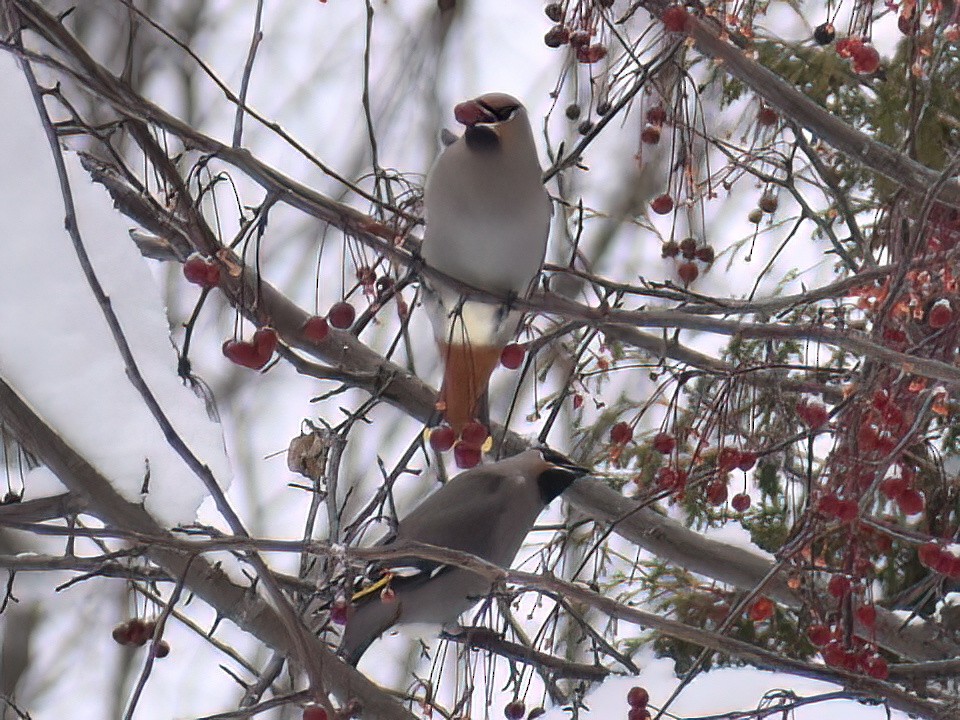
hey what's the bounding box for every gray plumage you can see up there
[338,448,588,665]
[421,92,552,348]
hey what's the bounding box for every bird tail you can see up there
[437,340,500,433]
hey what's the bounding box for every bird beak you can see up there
[454,98,499,127]
[437,341,501,434]
[540,448,591,477]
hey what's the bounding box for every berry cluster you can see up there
[542,1,618,63]
[661,237,716,285]
[112,618,170,658]
[429,420,491,469]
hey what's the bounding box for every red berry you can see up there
[807,623,832,646]
[328,301,356,330]
[454,443,482,469]
[504,700,525,720]
[928,299,953,328]
[897,488,924,515]
[576,43,607,63]
[627,686,649,708]
[253,327,278,357]
[881,402,905,429]
[651,194,674,215]
[628,708,651,720]
[731,492,751,512]
[918,542,943,568]
[822,641,846,667]
[827,575,851,598]
[856,604,877,628]
[818,492,840,518]
[748,596,774,621]
[879,476,907,500]
[303,705,329,720]
[610,422,633,445]
[661,5,689,32]
[836,36,864,59]
[500,343,526,369]
[461,420,489,446]
[757,107,778,126]
[303,315,330,343]
[429,425,456,452]
[717,447,741,472]
[183,255,221,289]
[852,44,880,74]
[835,498,859,524]
[677,261,699,284]
[223,339,268,369]
[112,623,132,645]
[652,432,676,454]
[737,451,757,471]
[797,399,829,428]
[655,466,685,491]
[864,654,888,679]
[126,618,152,646]
[705,480,728,506]
[640,125,661,144]
[153,639,171,658]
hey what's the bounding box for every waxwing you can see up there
[421,93,552,434]
[339,448,588,665]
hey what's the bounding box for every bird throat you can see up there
[464,125,501,153]
[438,341,502,432]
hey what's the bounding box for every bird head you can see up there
[533,447,591,503]
[453,93,528,153]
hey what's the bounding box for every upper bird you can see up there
[338,447,589,666]
[421,93,552,435]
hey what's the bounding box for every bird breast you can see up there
[422,145,550,296]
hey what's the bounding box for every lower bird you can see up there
[338,448,589,666]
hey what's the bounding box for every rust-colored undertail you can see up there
[438,341,502,433]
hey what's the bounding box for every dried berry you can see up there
[661,5,689,32]
[813,22,836,45]
[544,2,563,22]
[610,422,633,445]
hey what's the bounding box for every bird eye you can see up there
[477,100,519,122]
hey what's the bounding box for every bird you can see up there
[421,92,552,435]
[338,447,589,666]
